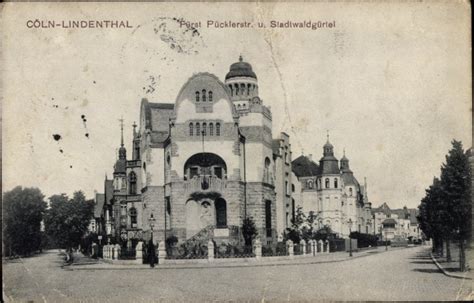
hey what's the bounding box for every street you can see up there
[3,246,472,302]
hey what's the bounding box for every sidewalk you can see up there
[430,244,472,280]
[69,246,409,271]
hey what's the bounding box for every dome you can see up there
[225,56,257,80]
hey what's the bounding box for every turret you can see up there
[225,56,260,112]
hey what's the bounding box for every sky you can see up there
[2,2,471,210]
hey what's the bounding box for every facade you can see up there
[290,142,373,238]
[372,203,421,241]
[99,57,289,247]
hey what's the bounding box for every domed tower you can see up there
[317,132,342,235]
[225,56,276,243]
[225,55,259,112]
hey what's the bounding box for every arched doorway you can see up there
[183,153,227,182]
[215,198,227,228]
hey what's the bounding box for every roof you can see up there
[319,157,340,174]
[141,100,174,144]
[341,171,360,188]
[94,193,105,218]
[292,155,320,177]
[225,56,257,80]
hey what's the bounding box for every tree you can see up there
[417,140,471,271]
[439,140,471,270]
[241,216,258,247]
[283,206,306,243]
[3,186,47,257]
[44,191,94,256]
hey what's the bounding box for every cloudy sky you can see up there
[2,2,471,209]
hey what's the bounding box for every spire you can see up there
[323,130,334,157]
[239,54,243,62]
[119,116,124,147]
[117,117,127,160]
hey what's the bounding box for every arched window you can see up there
[209,91,213,102]
[216,123,221,136]
[195,91,200,102]
[143,162,147,186]
[334,178,338,188]
[209,123,214,136]
[129,207,137,226]
[129,172,137,195]
[202,123,207,136]
[202,89,206,102]
[307,180,314,189]
[325,178,330,188]
[189,123,194,136]
[264,157,271,183]
[349,188,353,196]
[215,198,227,228]
[196,123,200,136]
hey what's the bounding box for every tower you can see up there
[318,132,343,234]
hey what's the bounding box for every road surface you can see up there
[3,246,472,302]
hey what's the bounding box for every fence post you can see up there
[208,240,215,262]
[288,240,294,258]
[136,241,143,261]
[325,240,330,253]
[318,240,323,253]
[307,240,312,255]
[254,238,262,260]
[158,240,167,264]
[301,240,307,256]
[114,244,121,259]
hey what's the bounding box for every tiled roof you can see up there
[291,155,320,177]
[142,100,174,143]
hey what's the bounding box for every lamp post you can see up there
[385,229,388,251]
[149,213,156,244]
[347,218,353,257]
[148,213,156,267]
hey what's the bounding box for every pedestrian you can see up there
[147,239,156,268]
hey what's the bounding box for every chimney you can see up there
[308,154,312,161]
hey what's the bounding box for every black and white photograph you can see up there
[1,1,472,302]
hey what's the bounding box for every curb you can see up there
[430,253,471,280]
[69,247,398,271]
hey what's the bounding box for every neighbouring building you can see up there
[372,203,421,241]
[290,140,373,238]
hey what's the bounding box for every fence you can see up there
[100,238,337,265]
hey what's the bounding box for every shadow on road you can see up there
[412,268,443,274]
[410,260,435,264]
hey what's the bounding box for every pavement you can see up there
[3,245,473,302]
[68,246,396,270]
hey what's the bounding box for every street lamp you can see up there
[149,213,156,244]
[148,213,156,267]
[347,218,353,257]
[385,229,388,251]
